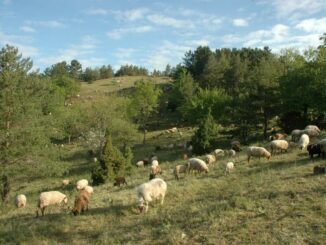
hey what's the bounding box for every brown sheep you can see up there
[72,190,90,216]
[269,133,287,141]
[113,177,127,187]
[231,141,241,152]
[149,165,162,180]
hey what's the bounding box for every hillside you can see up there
[0,78,325,245]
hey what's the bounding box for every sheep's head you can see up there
[62,196,68,204]
[138,198,145,213]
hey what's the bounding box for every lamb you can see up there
[187,158,209,174]
[225,162,234,174]
[36,191,68,216]
[247,146,271,163]
[149,165,162,180]
[136,160,145,168]
[214,149,224,157]
[151,160,159,167]
[72,189,91,216]
[114,177,127,187]
[173,164,188,180]
[307,144,323,159]
[305,125,320,133]
[136,178,167,213]
[205,154,216,165]
[76,179,88,190]
[84,186,94,194]
[231,141,241,152]
[16,194,27,208]
[62,179,70,186]
[269,140,289,155]
[299,134,310,150]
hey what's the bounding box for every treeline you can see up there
[168,34,326,150]
[43,61,172,83]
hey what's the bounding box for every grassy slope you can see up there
[1,77,325,245]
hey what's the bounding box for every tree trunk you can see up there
[263,114,268,139]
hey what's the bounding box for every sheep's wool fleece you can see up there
[39,191,66,207]
[247,147,270,157]
[137,178,167,202]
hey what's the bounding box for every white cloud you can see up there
[270,0,326,18]
[233,18,248,27]
[147,14,194,29]
[20,26,36,33]
[86,8,108,16]
[295,17,326,34]
[107,25,153,40]
[39,20,64,28]
[111,8,149,21]
[186,39,210,46]
[2,0,11,5]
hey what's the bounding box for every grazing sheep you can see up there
[269,133,287,141]
[72,190,90,216]
[84,186,94,195]
[247,147,271,163]
[173,164,188,180]
[318,139,326,157]
[76,179,88,190]
[299,134,310,150]
[291,129,302,142]
[205,154,216,165]
[307,144,323,159]
[62,179,70,186]
[114,177,127,187]
[231,141,241,152]
[214,149,224,157]
[16,194,27,208]
[136,160,144,168]
[137,178,167,213]
[228,149,236,158]
[305,125,320,133]
[187,158,209,174]
[149,165,162,180]
[225,162,234,174]
[301,128,319,138]
[269,140,289,155]
[151,160,159,167]
[36,191,68,217]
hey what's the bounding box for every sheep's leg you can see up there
[145,203,149,213]
[41,207,45,216]
[160,194,165,205]
[247,156,250,163]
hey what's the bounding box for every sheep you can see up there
[183,153,188,160]
[228,149,236,158]
[16,194,27,208]
[307,144,323,159]
[151,160,159,167]
[114,177,127,187]
[36,191,68,216]
[291,129,302,142]
[205,154,216,165]
[247,146,271,163]
[318,139,326,157]
[76,179,88,190]
[298,134,310,150]
[62,179,70,186]
[231,141,241,152]
[269,140,289,155]
[136,160,144,168]
[84,186,94,195]
[136,178,167,213]
[301,128,319,138]
[173,164,188,180]
[72,189,91,216]
[214,149,224,157]
[305,125,320,133]
[269,133,287,141]
[187,158,209,174]
[225,162,234,174]
[149,165,162,180]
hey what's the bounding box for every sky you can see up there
[0,0,325,72]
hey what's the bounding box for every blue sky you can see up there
[1,0,325,71]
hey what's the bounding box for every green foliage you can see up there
[115,64,148,76]
[191,111,220,155]
[83,67,100,83]
[122,146,133,175]
[52,75,81,98]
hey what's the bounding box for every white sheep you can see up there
[16,194,27,208]
[136,160,144,168]
[305,125,320,133]
[76,179,88,190]
[151,160,159,167]
[173,164,188,180]
[62,179,70,186]
[187,158,209,174]
[84,186,94,195]
[247,146,271,163]
[298,134,310,150]
[205,154,216,165]
[214,149,224,157]
[228,149,236,158]
[225,162,234,174]
[136,178,167,213]
[269,140,289,155]
[36,191,68,216]
[301,128,319,138]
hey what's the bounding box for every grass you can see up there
[1,77,325,244]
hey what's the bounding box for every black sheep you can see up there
[307,144,323,159]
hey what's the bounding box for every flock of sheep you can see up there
[13,124,325,215]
